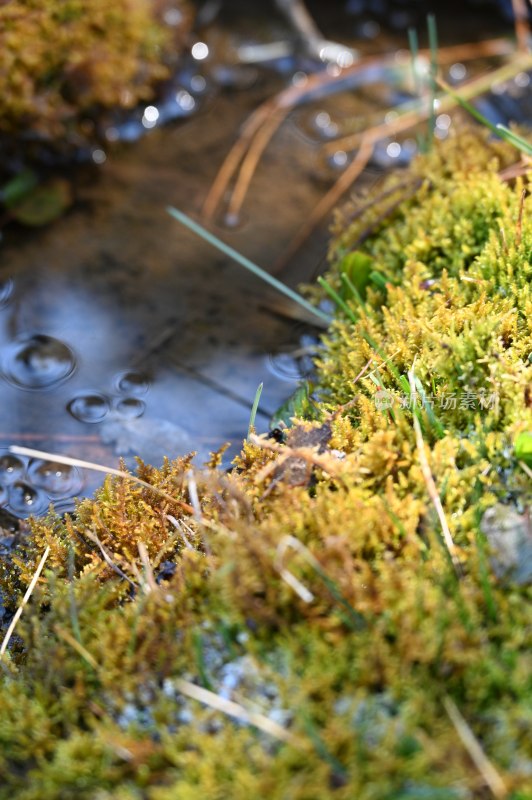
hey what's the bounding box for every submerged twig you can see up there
[204,39,514,223]
[274,136,374,271]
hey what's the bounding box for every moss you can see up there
[0,129,531,797]
[0,0,191,138]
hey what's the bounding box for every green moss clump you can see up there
[0,0,191,137]
[0,129,530,798]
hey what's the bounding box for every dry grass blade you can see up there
[498,159,532,182]
[0,546,50,657]
[518,460,532,480]
[9,446,194,514]
[407,371,462,576]
[54,625,100,672]
[137,541,159,594]
[175,678,302,747]
[443,697,508,798]
[275,535,318,603]
[201,99,279,220]
[186,469,203,522]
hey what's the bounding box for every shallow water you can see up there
[0,1,525,516]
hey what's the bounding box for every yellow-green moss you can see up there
[0,0,191,137]
[0,130,530,798]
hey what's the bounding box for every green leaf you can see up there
[10,180,72,226]
[1,169,38,208]
[338,252,373,300]
[514,432,532,466]
[271,381,320,428]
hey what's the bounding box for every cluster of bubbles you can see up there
[0,278,154,517]
[67,370,150,424]
[0,450,83,517]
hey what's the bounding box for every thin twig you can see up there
[0,546,50,657]
[9,446,194,515]
[443,697,508,799]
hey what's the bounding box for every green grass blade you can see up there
[247,382,263,439]
[167,207,332,326]
[427,14,439,151]
[317,276,358,324]
[436,78,532,157]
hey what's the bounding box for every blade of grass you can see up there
[167,207,331,327]
[317,276,357,324]
[427,14,439,151]
[248,382,263,439]
[436,76,532,157]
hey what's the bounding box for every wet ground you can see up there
[0,1,526,516]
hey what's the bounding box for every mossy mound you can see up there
[0,0,191,138]
[0,130,530,798]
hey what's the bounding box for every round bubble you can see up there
[28,460,84,498]
[0,454,25,484]
[8,482,48,516]
[68,393,110,423]
[3,334,76,390]
[115,398,146,419]
[115,371,150,396]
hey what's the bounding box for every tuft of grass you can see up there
[247,382,264,439]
